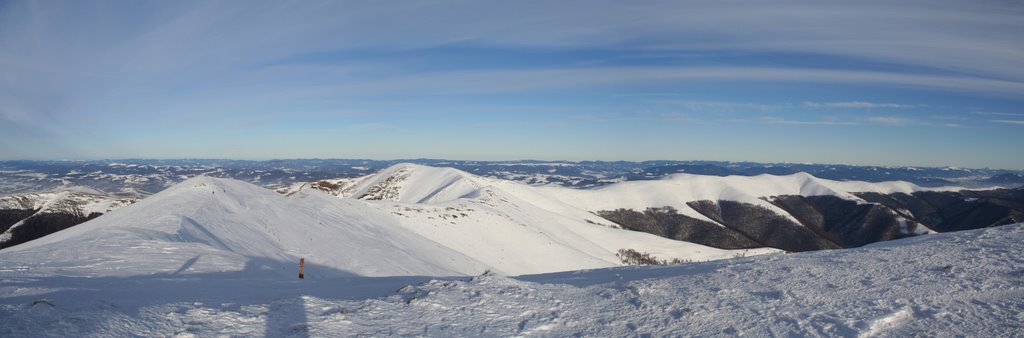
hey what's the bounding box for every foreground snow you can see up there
[2,224,1021,337]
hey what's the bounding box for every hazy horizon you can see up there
[4,157,1022,171]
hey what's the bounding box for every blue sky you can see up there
[1,1,1023,168]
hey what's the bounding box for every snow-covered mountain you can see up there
[0,175,770,278]
[5,163,1021,261]
[0,176,483,277]
[515,171,947,250]
[0,188,134,249]
[0,186,127,213]
[301,163,938,210]
[300,163,1022,252]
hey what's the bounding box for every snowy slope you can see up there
[0,189,135,244]
[0,188,134,216]
[374,185,771,275]
[1,224,1020,337]
[275,177,366,197]
[344,164,615,230]
[333,163,960,228]
[524,172,964,225]
[350,164,485,203]
[0,175,768,278]
[0,176,490,277]
[336,164,777,274]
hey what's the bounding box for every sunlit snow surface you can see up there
[1,224,1022,337]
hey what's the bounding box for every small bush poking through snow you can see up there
[616,249,690,265]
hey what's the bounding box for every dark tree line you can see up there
[769,195,917,248]
[597,188,1024,254]
[0,209,38,234]
[856,188,1024,232]
[597,206,760,249]
[0,212,103,250]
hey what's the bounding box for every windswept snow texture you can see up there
[1,224,1021,337]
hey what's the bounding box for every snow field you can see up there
[1,224,1021,337]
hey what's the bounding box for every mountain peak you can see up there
[351,163,486,203]
[1,177,491,277]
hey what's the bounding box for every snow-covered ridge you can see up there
[0,188,136,245]
[1,163,998,278]
[0,175,772,278]
[336,163,961,204]
[543,170,963,223]
[0,188,133,215]
[349,163,489,203]
[319,163,959,227]
[2,176,490,277]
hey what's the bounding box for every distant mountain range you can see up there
[2,159,1021,197]
[1,163,1022,266]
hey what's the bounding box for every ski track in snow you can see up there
[2,224,1022,337]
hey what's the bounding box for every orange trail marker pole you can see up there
[299,258,305,279]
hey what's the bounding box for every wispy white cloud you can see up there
[3,1,1023,105]
[572,114,652,123]
[1,1,1020,127]
[725,115,923,126]
[661,113,701,124]
[323,67,1024,97]
[930,115,968,121]
[803,101,919,109]
[974,111,1024,117]
[657,100,784,112]
[992,120,1024,125]
[734,116,860,126]
[866,116,909,125]
[571,112,703,124]
[0,0,1021,165]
